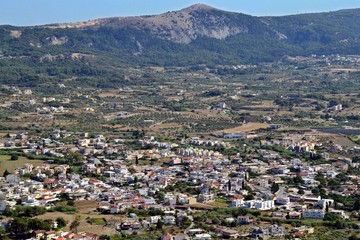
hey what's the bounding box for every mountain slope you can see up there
[48,4,277,44]
[2,4,360,86]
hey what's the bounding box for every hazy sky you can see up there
[2,0,360,26]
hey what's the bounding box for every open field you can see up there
[35,212,125,235]
[149,123,182,130]
[216,122,269,133]
[187,203,219,210]
[98,91,120,98]
[0,155,44,173]
[74,200,99,214]
[329,68,360,72]
[329,135,359,147]
[35,200,127,235]
[206,200,228,208]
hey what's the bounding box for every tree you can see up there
[66,151,84,165]
[135,155,139,165]
[293,176,304,185]
[58,192,70,201]
[180,216,192,229]
[6,218,29,236]
[67,200,75,206]
[28,218,51,231]
[70,220,80,233]
[0,227,9,240]
[298,189,305,195]
[10,154,18,161]
[324,213,342,222]
[271,183,280,193]
[3,169,10,178]
[336,172,348,182]
[349,235,360,240]
[245,194,254,200]
[156,219,163,230]
[315,172,327,186]
[56,217,67,229]
[99,235,110,240]
[354,199,360,211]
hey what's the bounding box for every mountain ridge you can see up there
[44,3,259,44]
[2,4,360,87]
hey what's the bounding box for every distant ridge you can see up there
[1,4,360,69]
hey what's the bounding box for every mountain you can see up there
[2,4,360,86]
[48,4,274,44]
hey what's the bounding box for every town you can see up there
[0,53,359,240]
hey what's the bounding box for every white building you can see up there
[240,200,275,210]
[164,216,176,225]
[230,198,244,207]
[330,210,347,219]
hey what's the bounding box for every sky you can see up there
[2,0,360,26]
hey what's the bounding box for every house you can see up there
[270,212,287,219]
[194,233,212,240]
[221,229,239,239]
[240,200,275,210]
[302,209,325,219]
[225,217,235,223]
[43,178,58,188]
[315,199,334,209]
[63,232,99,240]
[174,233,190,240]
[161,233,174,240]
[223,133,246,139]
[268,224,285,237]
[150,215,162,224]
[34,230,46,240]
[275,197,290,205]
[43,231,57,240]
[230,196,244,207]
[6,174,20,184]
[0,201,7,212]
[164,216,176,225]
[330,209,347,219]
[188,228,205,236]
[237,215,250,224]
[251,227,268,239]
[288,211,301,219]
[251,224,285,239]
[0,218,12,228]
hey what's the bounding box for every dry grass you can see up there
[74,200,99,214]
[98,90,121,98]
[329,68,360,72]
[331,135,359,147]
[150,123,182,130]
[206,201,228,208]
[187,203,215,210]
[35,212,126,235]
[149,66,165,72]
[249,100,277,108]
[216,122,269,133]
[0,155,44,173]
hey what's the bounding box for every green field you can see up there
[0,155,44,174]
